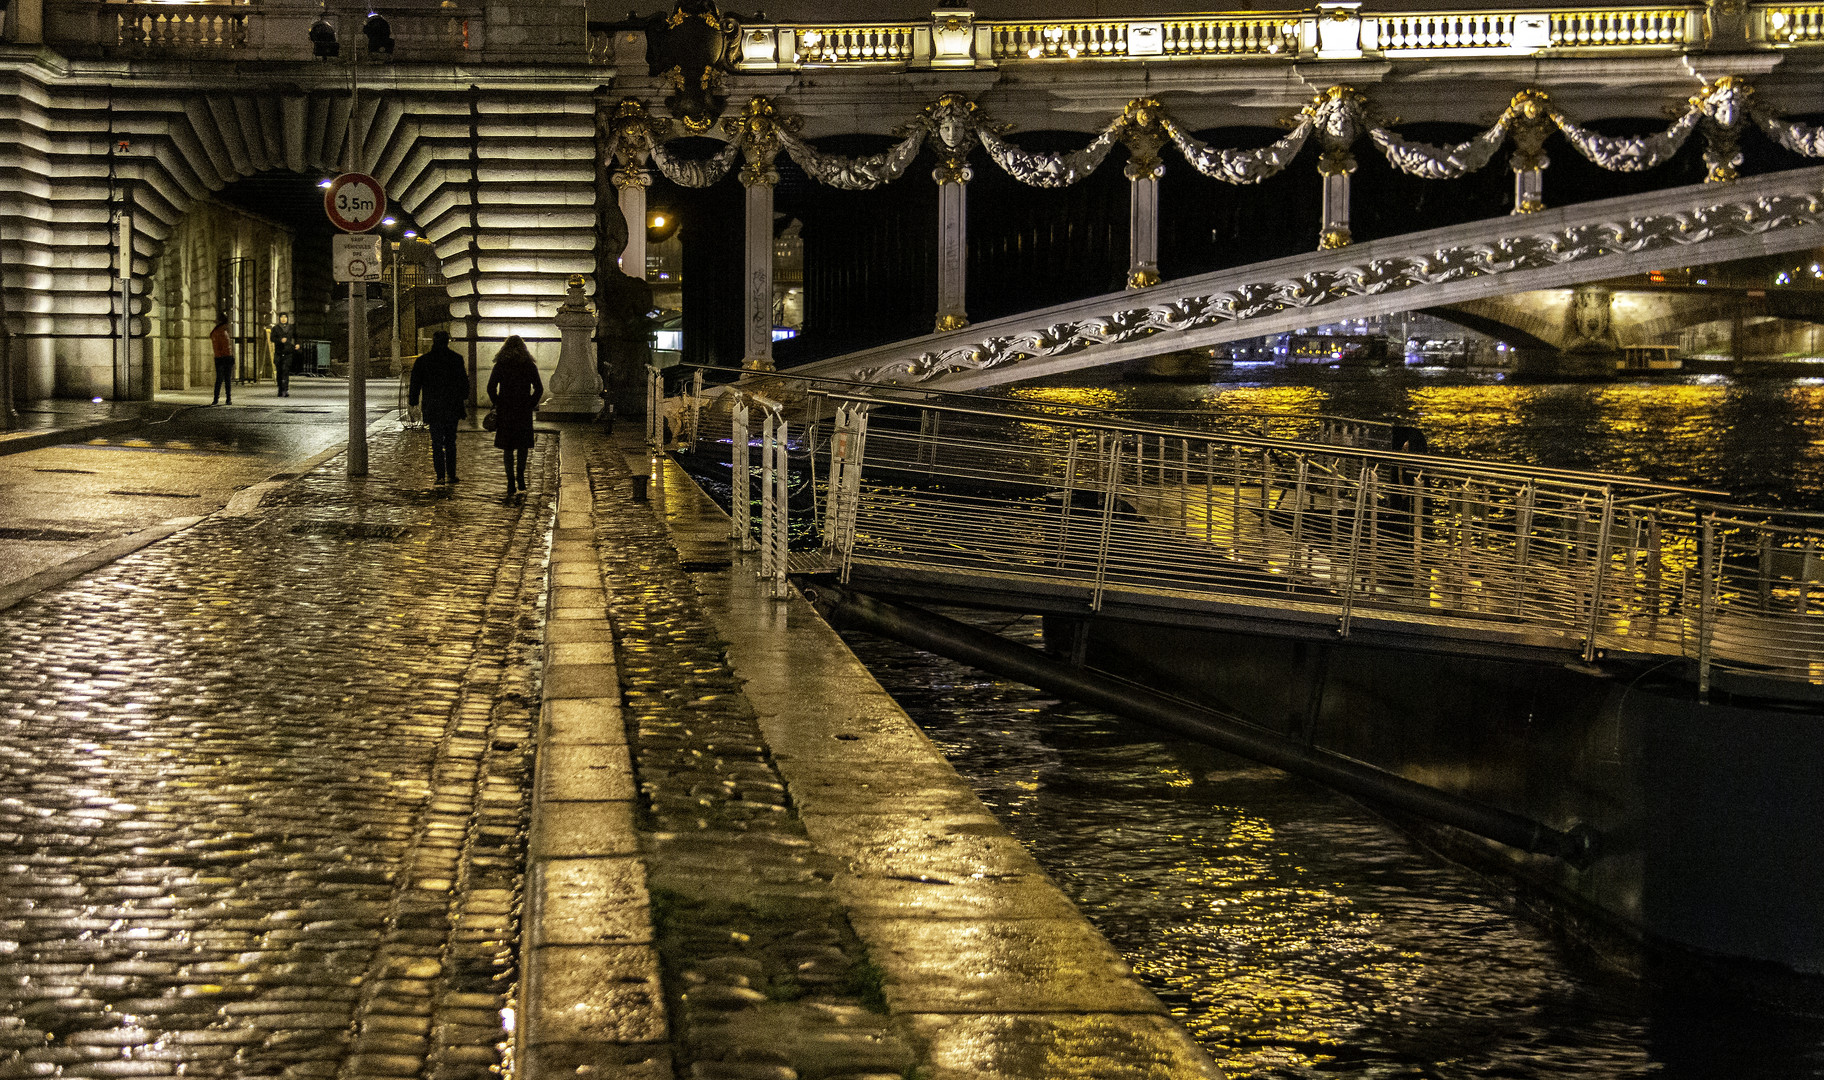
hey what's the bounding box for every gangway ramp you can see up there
[658,378,1824,700]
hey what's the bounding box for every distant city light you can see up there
[381,217,396,226]
[651,214,667,228]
[317,178,334,189]
[91,396,103,403]
[403,230,417,238]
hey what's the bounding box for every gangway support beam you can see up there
[809,585,1599,868]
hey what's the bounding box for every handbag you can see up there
[481,409,498,432]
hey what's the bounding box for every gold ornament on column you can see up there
[1115,97,1170,181]
[722,96,801,188]
[1691,76,1754,183]
[1504,89,1553,213]
[1305,85,1368,178]
[607,98,672,186]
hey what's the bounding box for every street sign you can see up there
[324,172,387,233]
[334,233,384,282]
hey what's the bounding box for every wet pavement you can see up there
[0,382,389,591]
[0,422,548,1078]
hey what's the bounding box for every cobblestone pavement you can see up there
[0,387,375,591]
[581,440,917,1080]
[0,426,552,1079]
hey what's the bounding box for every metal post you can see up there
[1091,438,1124,612]
[345,80,367,479]
[1290,455,1308,581]
[1582,487,1614,661]
[1055,431,1079,569]
[731,399,753,549]
[771,418,790,596]
[1698,514,1716,700]
[1513,483,1534,616]
[760,410,777,581]
[645,366,661,445]
[1339,464,1373,637]
[348,279,367,476]
[390,239,401,379]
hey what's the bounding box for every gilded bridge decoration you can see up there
[837,188,1824,386]
[627,77,1824,201]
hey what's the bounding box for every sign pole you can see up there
[349,280,367,475]
[325,171,386,479]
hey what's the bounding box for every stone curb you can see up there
[519,425,670,1079]
[0,416,145,456]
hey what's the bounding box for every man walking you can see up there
[209,315,234,405]
[269,313,294,397]
[408,330,470,483]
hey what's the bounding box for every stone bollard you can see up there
[540,274,605,419]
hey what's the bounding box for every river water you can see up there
[836,367,1824,1079]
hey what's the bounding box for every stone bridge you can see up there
[4,0,1824,402]
[1433,282,1824,374]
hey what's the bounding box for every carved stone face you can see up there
[929,95,974,151]
[1311,91,1364,145]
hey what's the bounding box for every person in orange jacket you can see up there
[209,316,234,405]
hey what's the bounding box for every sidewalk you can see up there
[519,427,1225,1079]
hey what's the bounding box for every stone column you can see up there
[1127,164,1161,289]
[721,98,799,370]
[935,168,970,331]
[922,93,981,333]
[615,168,650,280]
[1318,171,1352,249]
[1114,98,1170,289]
[1308,87,1367,250]
[541,275,603,418]
[741,174,776,370]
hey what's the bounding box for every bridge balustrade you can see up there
[33,1,1803,62]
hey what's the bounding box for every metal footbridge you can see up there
[651,369,1824,702]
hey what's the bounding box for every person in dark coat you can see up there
[486,335,543,499]
[209,316,234,405]
[408,330,470,484]
[268,313,294,397]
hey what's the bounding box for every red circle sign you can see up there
[324,173,387,233]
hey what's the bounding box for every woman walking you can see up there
[486,335,543,500]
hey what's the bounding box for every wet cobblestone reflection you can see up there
[0,429,552,1078]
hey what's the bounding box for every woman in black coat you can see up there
[486,335,543,499]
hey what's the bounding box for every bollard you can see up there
[630,475,649,502]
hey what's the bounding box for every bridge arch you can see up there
[0,69,598,399]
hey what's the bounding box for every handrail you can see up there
[814,390,1730,499]
[666,368,1824,691]
[669,362,1398,435]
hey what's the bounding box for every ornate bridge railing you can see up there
[724,3,1786,69]
[30,1,1811,62]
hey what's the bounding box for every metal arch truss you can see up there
[790,166,1824,390]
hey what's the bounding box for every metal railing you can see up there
[648,367,1824,694]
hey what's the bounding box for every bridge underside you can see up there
[790,166,1824,391]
